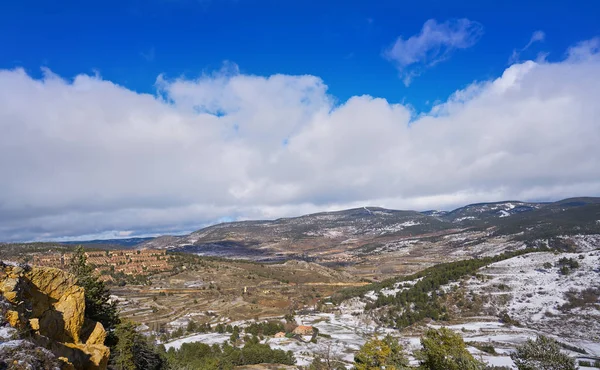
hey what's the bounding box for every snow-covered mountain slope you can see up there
[462,250,600,341]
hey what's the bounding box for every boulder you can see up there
[0,263,110,370]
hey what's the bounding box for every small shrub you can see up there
[354,335,410,370]
[511,335,576,370]
[499,310,521,327]
[560,288,600,311]
[473,343,497,355]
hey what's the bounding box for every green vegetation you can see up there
[245,321,285,336]
[556,257,580,275]
[578,360,600,368]
[560,287,600,311]
[498,310,521,327]
[416,327,484,370]
[472,343,497,355]
[163,337,295,369]
[111,321,167,370]
[510,335,576,370]
[353,335,410,370]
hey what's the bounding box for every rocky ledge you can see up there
[0,262,110,370]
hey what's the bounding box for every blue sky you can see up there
[1,0,600,241]
[2,0,598,112]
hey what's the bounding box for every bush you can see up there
[560,288,600,311]
[498,310,521,327]
[416,328,484,370]
[354,335,410,370]
[556,258,580,275]
[473,343,497,355]
[510,335,576,370]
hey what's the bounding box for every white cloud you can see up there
[567,37,600,61]
[384,19,483,85]
[1,39,600,241]
[509,30,546,64]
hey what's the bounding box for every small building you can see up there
[274,332,286,338]
[292,325,313,335]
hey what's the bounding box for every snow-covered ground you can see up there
[464,250,600,340]
[562,234,600,252]
[164,332,231,350]
[0,323,24,357]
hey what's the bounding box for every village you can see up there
[32,248,172,278]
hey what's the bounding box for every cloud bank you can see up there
[1,40,600,241]
[384,19,484,85]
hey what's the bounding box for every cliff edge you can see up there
[0,262,110,370]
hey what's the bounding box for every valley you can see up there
[2,197,600,369]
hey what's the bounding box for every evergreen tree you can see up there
[416,327,484,370]
[113,322,136,370]
[510,335,576,370]
[112,321,167,370]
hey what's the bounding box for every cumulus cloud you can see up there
[1,40,600,241]
[509,30,546,64]
[384,19,483,85]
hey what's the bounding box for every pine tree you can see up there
[510,335,576,370]
[69,246,120,345]
[112,321,167,370]
[113,322,136,370]
[416,327,484,370]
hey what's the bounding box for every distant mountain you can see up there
[60,237,155,249]
[421,210,449,217]
[439,201,545,222]
[140,197,600,259]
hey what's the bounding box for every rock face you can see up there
[0,262,110,370]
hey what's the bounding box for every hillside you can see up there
[138,198,600,267]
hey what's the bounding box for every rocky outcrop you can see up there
[0,262,110,370]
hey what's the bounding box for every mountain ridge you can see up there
[137,197,600,261]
